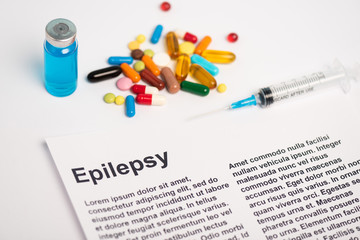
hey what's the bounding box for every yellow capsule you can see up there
[190,64,217,89]
[166,32,180,59]
[202,50,236,63]
[175,54,191,82]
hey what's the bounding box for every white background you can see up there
[0,0,360,239]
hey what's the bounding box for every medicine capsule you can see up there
[151,25,163,44]
[136,34,146,43]
[166,32,180,59]
[179,41,195,55]
[87,66,122,83]
[120,63,141,83]
[115,95,125,105]
[202,50,236,64]
[140,69,165,90]
[125,95,135,117]
[131,49,144,60]
[191,54,219,76]
[190,64,217,89]
[133,61,145,72]
[175,29,198,43]
[152,52,171,68]
[104,93,116,103]
[116,77,133,91]
[227,33,238,43]
[180,81,209,96]
[132,84,159,95]
[194,36,211,55]
[128,41,140,50]
[136,94,166,106]
[143,49,155,58]
[142,55,161,76]
[175,54,191,82]
[108,56,133,65]
[160,1,171,11]
[161,67,180,94]
[217,83,227,93]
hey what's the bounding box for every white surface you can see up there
[0,0,360,239]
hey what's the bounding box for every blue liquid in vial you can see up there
[44,40,78,97]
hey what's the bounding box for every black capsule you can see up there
[87,66,122,83]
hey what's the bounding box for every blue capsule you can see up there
[108,56,133,65]
[151,25,163,44]
[191,54,219,76]
[125,95,135,118]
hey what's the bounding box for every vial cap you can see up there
[45,18,76,48]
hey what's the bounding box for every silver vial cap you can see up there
[45,18,76,48]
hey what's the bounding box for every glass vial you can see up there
[44,18,78,97]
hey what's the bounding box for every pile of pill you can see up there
[87,24,236,117]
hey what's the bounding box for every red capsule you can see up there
[160,2,171,11]
[131,84,159,94]
[175,29,198,44]
[227,33,238,43]
[136,94,166,106]
[140,69,165,90]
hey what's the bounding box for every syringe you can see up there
[229,59,360,110]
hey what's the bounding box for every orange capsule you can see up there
[194,36,211,55]
[166,32,180,59]
[141,55,160,76]
[120,63,141,83]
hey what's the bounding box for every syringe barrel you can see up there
[258,69,347,107]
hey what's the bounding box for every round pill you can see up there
[115,95,125,105]
[143,49,155,58]
[179,41,195,55]
[104,93,116,103]
[116,77,133,91]
[227,33,238,43]
[152,52,171,68]
[133,61,145,72]
[131,49,144,60]
[136,34,146,43]
[217,83,227,93]
[128,41,140,50]
[160,2,171,11]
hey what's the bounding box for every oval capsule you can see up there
[191,54,219,76]
[161,67,180,94]
[140,69,165,90]
[87,66,122,83]
[190,64,217,89]
[180,81,209,96]
[151,25,163,44]
[194,36,211,55]
[108,56,133,65]
[136,94,166,106]
[132,84,159,94]
[142,55,161,76]
[120,63,141,83]
[166,32,180,59]
[202,50,236,63]
[175,54,191,82]
[125,95,135,117]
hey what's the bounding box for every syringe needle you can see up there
[186,107,228,121]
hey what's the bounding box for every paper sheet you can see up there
[46,117,360,240]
